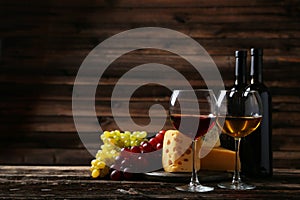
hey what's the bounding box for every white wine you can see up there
[217,116,262,138]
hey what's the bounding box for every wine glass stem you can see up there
[233,138,241,185]
[190,140,200,186]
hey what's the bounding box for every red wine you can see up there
[241,48,273,177]
[170,114,216,140]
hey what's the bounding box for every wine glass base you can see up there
[218,182,256,190]
[176,183,214,193]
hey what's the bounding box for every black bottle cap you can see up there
[251,48,263,56]
[235,50,247,58]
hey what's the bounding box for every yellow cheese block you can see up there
[162,130,201,172]
[201,147,240,172]
[162,130,239,172]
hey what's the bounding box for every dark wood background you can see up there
[0,0,299,168]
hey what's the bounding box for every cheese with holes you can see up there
[162,130,202,172]
[201,147,239,172]
[162,130,239,172]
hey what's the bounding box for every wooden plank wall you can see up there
[0,0,299,168]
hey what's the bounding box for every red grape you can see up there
[120,147,131,158]
[121,147,131,152]
[141,141,154,153]
[149,137,158,149]
[123,168,134,180]
[139,141,146,151]
[110,169,123,181]
[158,130,166,135]
[139,141,147,147]
[130,146,141,153]
[155,132,164,143]
[156,142,163,150]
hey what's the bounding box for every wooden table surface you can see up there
[0,166,299,199]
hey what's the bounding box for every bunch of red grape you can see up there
[90,130,166,180]
[109,130,166,181]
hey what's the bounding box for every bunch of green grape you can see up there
[100,130,147,148]
[90,130,148,178]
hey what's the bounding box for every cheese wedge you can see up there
[162,130,201,172]
[201,147,240,172]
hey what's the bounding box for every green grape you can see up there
[130,134,137,141]
[91,159,98,166]
[138,131,147,139]
[113,135,120,140]
[90,166,96,172]
[103,131,110,138]
[108,143,114,149]
[124,139,131,147]
[107,138,115,145]
[110,149,118,157]
[114,130,121,136]
[132,131,139,137]
[100,134,106,141]
[101,144,113,152]
[91,129,149,179]
[120,133,127,141]
[95,150,104,160]
[91,169,100,178]
[100,144,106,151]
[130,140,136,147]
[124,131,131,138]
[96,161,106,169]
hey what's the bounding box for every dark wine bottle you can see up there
[221,50,248,151]
[241,48,273,177]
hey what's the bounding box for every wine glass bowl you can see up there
[216,90,262,190]
[169,89,216,192]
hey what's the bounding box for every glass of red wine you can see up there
[169,89,216,192]
[216,90,263,190]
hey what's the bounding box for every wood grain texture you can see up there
[0,0,299,168]
[0,166,299,199]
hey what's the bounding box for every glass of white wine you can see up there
[216,90,263,190]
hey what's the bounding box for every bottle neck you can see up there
[235,56,247,86]
[250,54,263,84]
